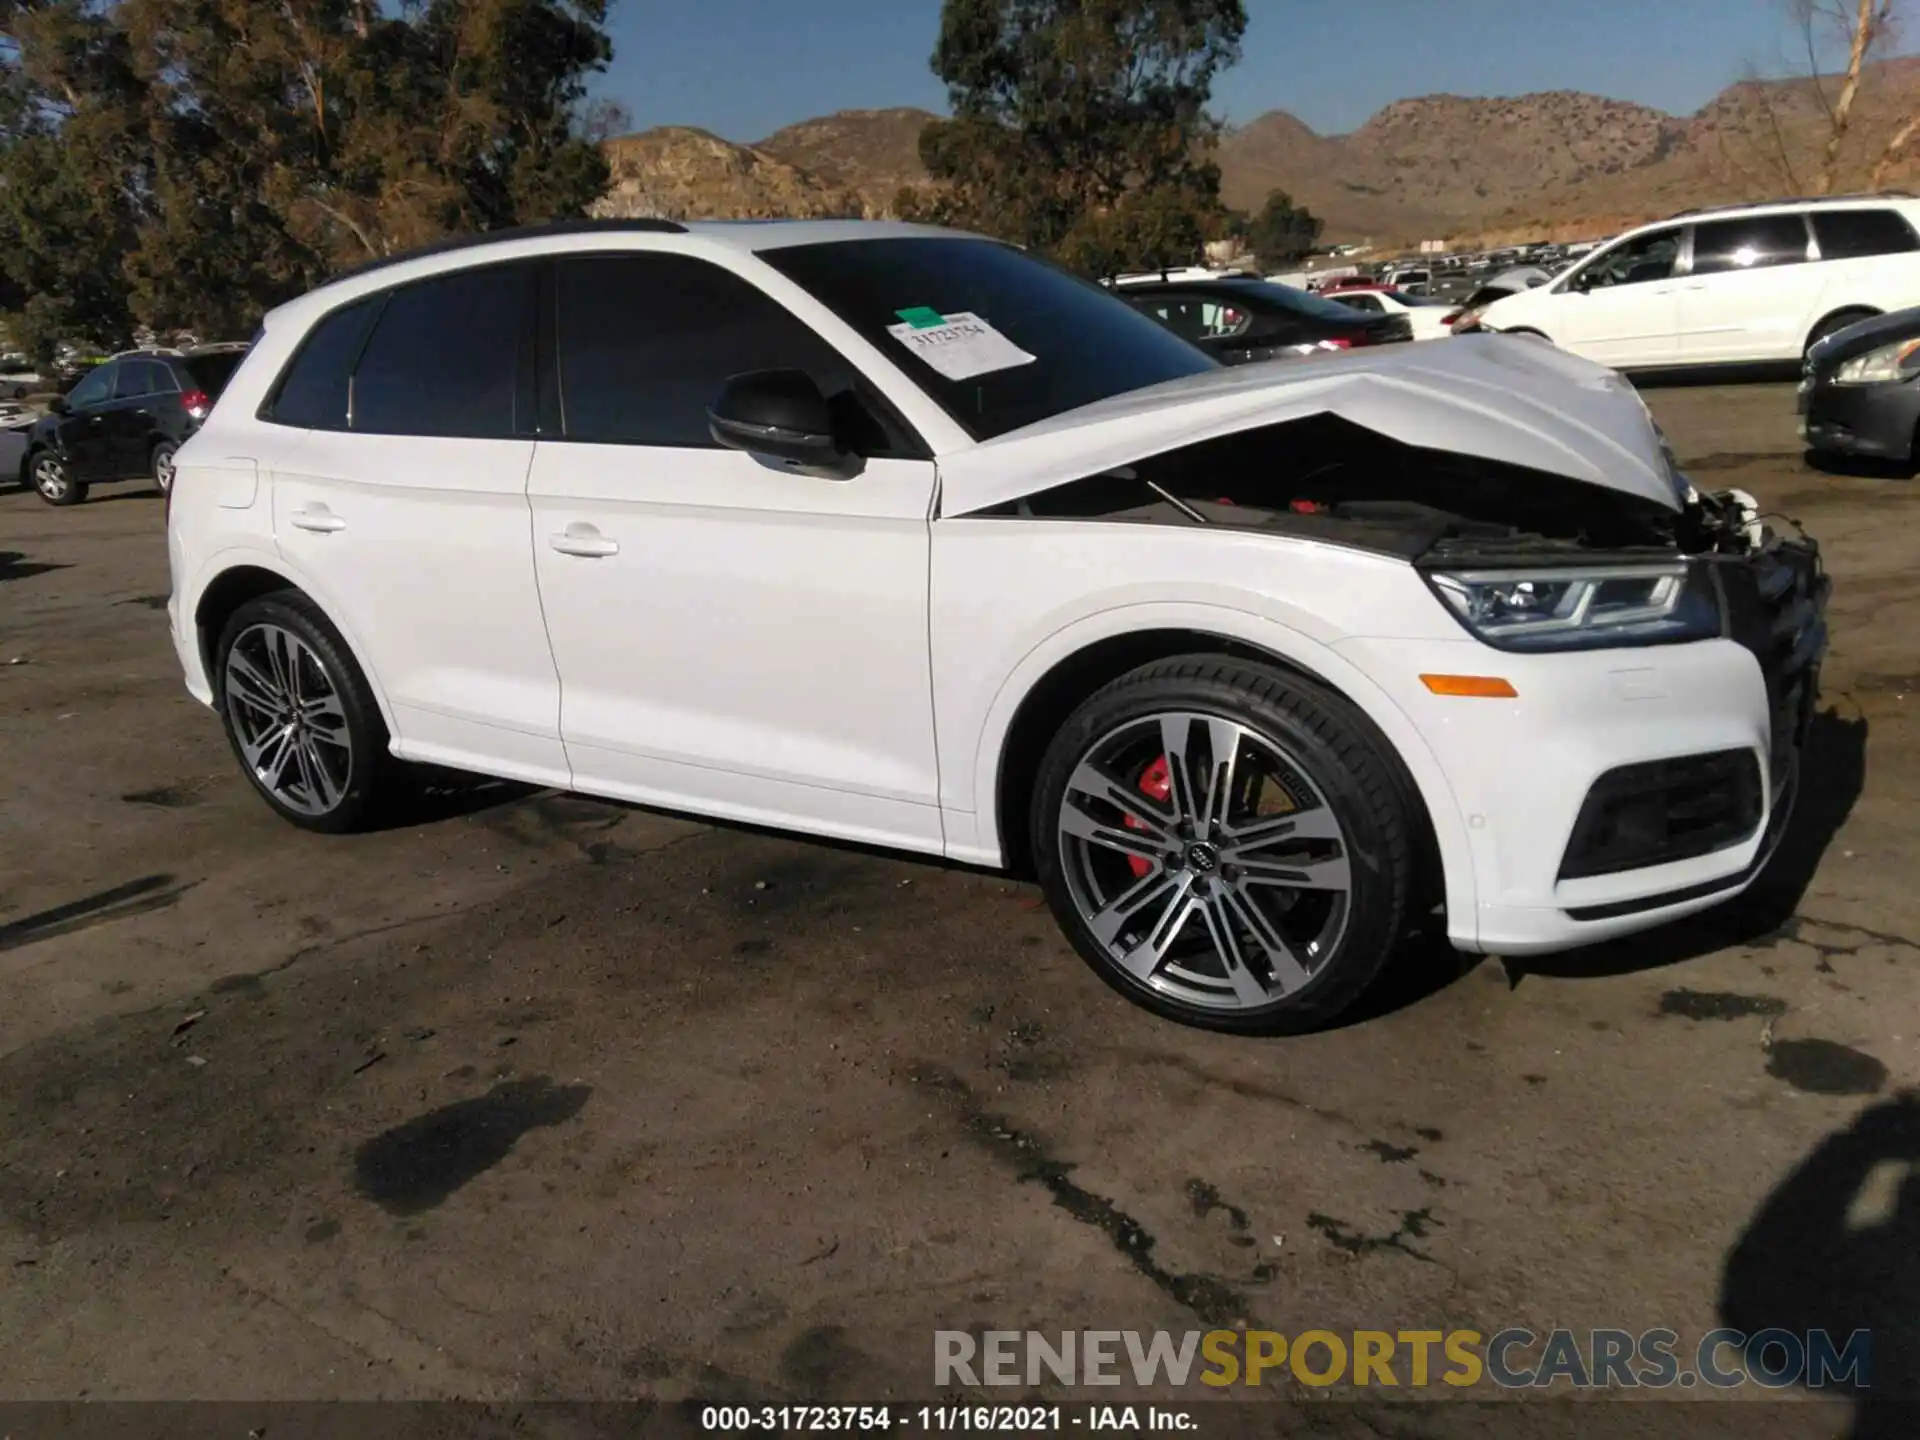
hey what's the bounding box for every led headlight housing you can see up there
[1426,562,1722,652]
[1831,336,1920,385]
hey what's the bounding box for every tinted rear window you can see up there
[183,352,244,395]
[266,298,380,429]
[351,263,535,438]
[1812,208,1920,259]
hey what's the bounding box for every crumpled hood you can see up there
[938,334,1685,517]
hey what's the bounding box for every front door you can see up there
[1556,225,1684,367]
[268,259,570,786]
[525,251,944,853]
[56,362,119,479]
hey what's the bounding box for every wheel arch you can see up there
[1805,305,1880,353]
[980,616,1470,926]
[190,559,398,733]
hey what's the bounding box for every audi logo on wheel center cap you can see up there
[1186,842,1220,874]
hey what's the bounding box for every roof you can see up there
[320,217,967,290]
[1671,191,1916,219]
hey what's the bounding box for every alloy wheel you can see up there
[223,622,353,817]
[153,443,177,493]
[33,454,69,501]
[1055,710,1352,1013]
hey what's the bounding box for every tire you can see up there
[29,451,86,507]
[1806,309,1877,356]
[150,439,178,495]
[215,591,393,834]
[1030,656,1416,1035]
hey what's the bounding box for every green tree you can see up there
[1243,189,1322,269]
[915,0,1247,275]
[0,0,617,358]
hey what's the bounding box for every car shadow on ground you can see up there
[1804,449,1916,481]
[1721,1091,1920,1438]
[0,550,71,583]
[1498,706,1869,983]
[371,765,540,830]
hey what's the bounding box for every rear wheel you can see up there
[150,439,178,495]
[216,592,393,833]
[1806,309,1877,356]
[30,451,85,506]
[1031,657,1416,1034]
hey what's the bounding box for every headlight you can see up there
[1832,336,1920,385]
[1426,563,1722,652]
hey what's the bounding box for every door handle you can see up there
[289,505,346,533]
[549,523,619,558]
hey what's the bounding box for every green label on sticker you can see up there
[895,306,946,329]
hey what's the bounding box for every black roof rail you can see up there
[322,217,687,287]
[1670,190,1917,218]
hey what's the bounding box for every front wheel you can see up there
[1031,657,1417,1035]
[216,592,393,833]
[30,451,86,506]
[150,439,178,494]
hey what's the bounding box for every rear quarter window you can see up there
[263,297,381,429]
[1812,209,1920,260]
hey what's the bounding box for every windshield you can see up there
[761,237,1217,441]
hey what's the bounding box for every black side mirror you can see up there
[708,369,853,475]
[46,394,69,415]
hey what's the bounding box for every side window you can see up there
[1691,215,1810,275]
[66,365,115,409]
[149,360,180,393]
[265,297,380,429]
[1337,294,1383,313]
[1812,208,1920,259]
[1579,228,1681,289]
[351,263,535,439]
[553,253,896,451]
[1128,295,1210,342]
[113,360,157,400]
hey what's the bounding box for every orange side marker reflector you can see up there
[1420,674,1518,698]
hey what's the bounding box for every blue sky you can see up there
[597,0,1874,142]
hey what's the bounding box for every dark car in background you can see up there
[1800,305,1920,470]
[1114,277,1412,363]
[21,344,247,506]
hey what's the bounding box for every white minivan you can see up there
[1476,196,1920,369]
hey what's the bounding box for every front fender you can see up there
[954,598,1477,931]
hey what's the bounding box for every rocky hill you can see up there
[598,60,1920,245]
[593,127,869,221]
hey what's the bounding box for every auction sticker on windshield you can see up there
[886,310,1037,382]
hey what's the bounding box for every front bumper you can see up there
[1338,536,1827,954]
[1799,374,1920,460]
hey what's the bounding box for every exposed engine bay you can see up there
[976,412,1775,566]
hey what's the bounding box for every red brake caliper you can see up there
[1126,755,1172,878]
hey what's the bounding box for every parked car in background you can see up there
[0,353,45,399]
[1476,196,1920,369]
[22,342,248,505]
[1799,304,1920,468]
[0,401,35,480]
[1447,267,1558,333]
[1118,276,1413,360]
[167,217,1826,1036]
[1322,284,1457,340]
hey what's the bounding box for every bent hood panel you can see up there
[938,334,1684,517]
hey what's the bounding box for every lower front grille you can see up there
[1558,749,1765,880]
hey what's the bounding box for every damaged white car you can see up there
[166,221,1829,1033]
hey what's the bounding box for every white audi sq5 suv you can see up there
[166,219,1828,1033]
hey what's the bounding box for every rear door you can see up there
[267,261,570,785]
[1555,225,1684,366]
[1676,212,1818,362]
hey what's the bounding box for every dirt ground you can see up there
[2,382,1917,1432]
